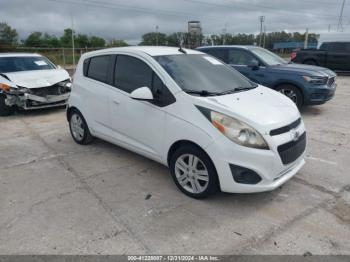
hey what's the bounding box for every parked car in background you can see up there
[197,46,337,108]
[67,46,306,198]
[291,41,350,72]
[0,53,71,116]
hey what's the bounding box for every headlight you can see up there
[303,75,328,85]
[202,109,269,150]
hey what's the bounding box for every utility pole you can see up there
[259,16,265,47]
[155,25,159,46]
[222,23,228,45]
[328,24,331,32]
[71,15,75,68]
[304,28,309,49]
[337,0,346,32]
[263,25,266,48]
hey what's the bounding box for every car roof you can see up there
[0,53,42,58]
[197,45,260,50]
[85,46,203,57]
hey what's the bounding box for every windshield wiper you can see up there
[183,90,220,97]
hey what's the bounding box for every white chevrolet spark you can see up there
[68,46,306,198]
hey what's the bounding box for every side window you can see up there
[330,42,350,52]
[114,55,152,93]
[228,49,255,65]
[151,73,176,107]
[320,42,330,51]
[203,49,227,63]
[86,55,110,83]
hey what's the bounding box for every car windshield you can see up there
[0,56,56,73]
[154,54,256,95]
[250,48,287,66]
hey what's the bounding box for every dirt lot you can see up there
[0,77,349,255]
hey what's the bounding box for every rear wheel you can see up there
[69,109,93,145]
[0,95,15,116]
[275,85,303,109]
[303,59,317,66]
[169,145,218,199]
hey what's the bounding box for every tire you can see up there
[69,109,93,145]
[169,145,218,199]
[275,84,303,109]
[303,59,317,66]
[0,94,15,116]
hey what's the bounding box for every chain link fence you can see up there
[0,46,106,68]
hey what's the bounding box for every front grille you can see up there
[278,132,306,165]
[270,118,301,136]
[29,83,70,96]
[327,77,336,87]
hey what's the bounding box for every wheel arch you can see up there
[302,58,319,66]
[273,81,305,105]
[167,139,221,190]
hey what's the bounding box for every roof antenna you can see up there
[178,38,187,54]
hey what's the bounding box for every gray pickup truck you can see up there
[291,42,350,72]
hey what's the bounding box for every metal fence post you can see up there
[62,48,66,67]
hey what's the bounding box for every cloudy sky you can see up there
[1,0,349,44]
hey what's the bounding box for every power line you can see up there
[183,0,350,20]
[337,0,346,31]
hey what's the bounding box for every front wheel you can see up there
[0,95,15,116]
[69,109,93,145]
[169,145,218,199]
[275,85,303,109]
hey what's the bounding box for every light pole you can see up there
[259,16,265,47]
[156,25,159,46]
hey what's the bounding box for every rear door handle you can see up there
[113,100,120,105]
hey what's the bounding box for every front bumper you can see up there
[5,92,70,110]
[205,120,306,193]
[305,81,337,105]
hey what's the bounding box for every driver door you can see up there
[110,54,172,160]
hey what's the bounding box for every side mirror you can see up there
[248,59,259,70]
[57,65,62,69]
[130,87,154,101]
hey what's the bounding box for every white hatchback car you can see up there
[67,46,306,198]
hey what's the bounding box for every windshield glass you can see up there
[250,48,287,66]
[0,56,56,73]
[154,54,256,95]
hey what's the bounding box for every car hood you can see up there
[2,69,70,89]
[270,63,336,77]
[193,85,300,133]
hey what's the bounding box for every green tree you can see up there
[0,22,18,46]
[89,36,105,47]
[140,32,167,46]
[60,28,74,47]
[24,32,43,47]
[107,39,129,47]
[75,34,89,48]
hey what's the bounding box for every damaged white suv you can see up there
[0,53,71,116]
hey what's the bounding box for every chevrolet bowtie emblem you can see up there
[290,129,300,142]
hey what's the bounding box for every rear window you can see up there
[87,55,110,83]
[0,56,55,73]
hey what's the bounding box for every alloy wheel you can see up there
[279,88,298,104]
[70,113,85,141]
[174,154,209,194]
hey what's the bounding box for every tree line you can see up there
[0,21,317,50]
[140,31,318,49]
[0,22,128,48]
